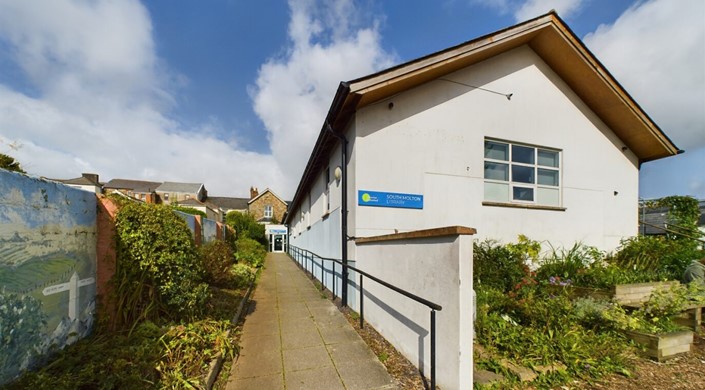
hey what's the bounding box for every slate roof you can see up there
[207,196,249,210]
[156,182,204,194]
[104,179,162,193]
[47,176,99,186]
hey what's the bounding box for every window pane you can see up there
[485,141,508,161]
[538,149,559,167]
[484,182,509,202]
[512,165,535,183]
[484,162,508,181]
[512,145,535,164]
[538,168,559,186]
[513,187,534,201]
[537,187,560,206]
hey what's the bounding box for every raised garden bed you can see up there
[551,281,679,304]
[625,330,694,362]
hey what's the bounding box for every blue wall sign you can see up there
[358,190,424,209]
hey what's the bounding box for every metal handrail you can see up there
[287,244,441,389]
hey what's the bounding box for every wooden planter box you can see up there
[612,281,679,305]
[550,281,678,304]
[625,330,693,361]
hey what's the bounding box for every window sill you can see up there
[482,201,566,211]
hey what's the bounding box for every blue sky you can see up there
[0,0,702,200]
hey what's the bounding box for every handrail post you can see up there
[431,309,436,390]
[321,258,325,291]
[359,274,364,329]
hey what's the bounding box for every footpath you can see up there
[226,252,396,390]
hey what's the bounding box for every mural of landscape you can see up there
[0,170,97,384]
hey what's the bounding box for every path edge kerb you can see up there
[203,273,257,389]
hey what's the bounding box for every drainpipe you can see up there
[327,123,350,307]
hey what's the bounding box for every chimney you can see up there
[82,173,99,184]
[250,186,259,199]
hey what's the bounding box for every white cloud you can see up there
[471,0,584,21]
[251,0,397,197]
[0,0,281,197]
[514,0,583,21]
[584,0,705,198]
[584,0,705,151]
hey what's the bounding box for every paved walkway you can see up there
[226,252,396,390]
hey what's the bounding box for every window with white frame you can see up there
[484,139,561,206]
[264,204,273,218]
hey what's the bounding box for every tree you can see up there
[225,211,266,245]
[0,153,25,174]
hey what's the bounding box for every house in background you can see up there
[44,173,103,194]
[207,196,250,220]
[156,182,206,205]
[248,187,288,224]
[104,178,162,203]
[176,198,222,221]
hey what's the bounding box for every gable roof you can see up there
[156,182,204,194]
[104,178,162,193]
[207,196,249,210]
[285,11,680,224]
[248,188,287,205]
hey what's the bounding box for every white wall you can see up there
[355,234,474,390]
[353,45,639,251]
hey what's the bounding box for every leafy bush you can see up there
[475,286,631,383]
[230,264,256,289]
[612,235,703,280]
[157,320,236,388]
[199,240,236,288]
[473,239,530,292]
[225,211,266,245]
[114,201,210,328]
[235,237,266,268]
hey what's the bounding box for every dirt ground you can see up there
[584,330,705,390]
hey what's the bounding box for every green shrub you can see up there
[157,320,236,388]
[235,237,266,268]
[199,240,236,288]
[114,202,210,328]
[473,239,529,292]
[612,235,703,280]
[475,287,631,382]
[229,264,256,289]
[225,211,267,245]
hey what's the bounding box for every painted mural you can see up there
[0,170,97,384]
[203,218,218,243]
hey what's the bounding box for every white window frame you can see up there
[483,138,561,206]
[264,204,273,218]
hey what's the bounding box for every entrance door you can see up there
[274,235,283,252]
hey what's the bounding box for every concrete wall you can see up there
[353,45,638,251]
[355,231,474,390]
[0,170,97,384]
